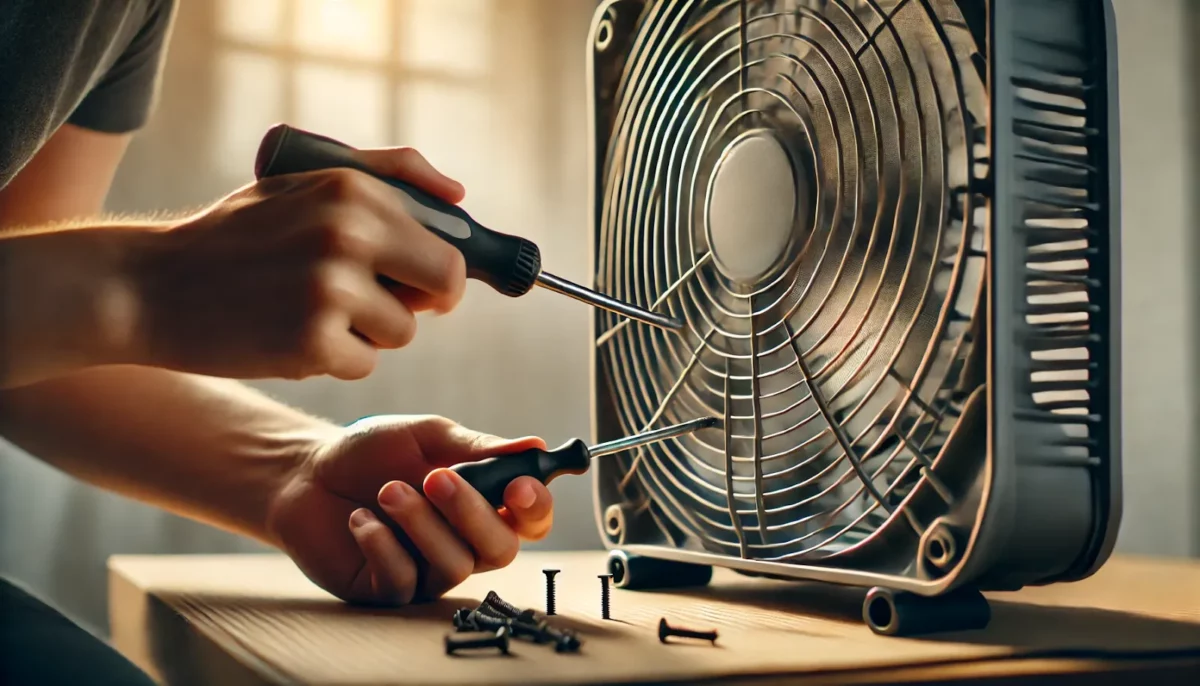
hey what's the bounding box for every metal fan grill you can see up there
[588,0,1119,632]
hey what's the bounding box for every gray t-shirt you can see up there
[0,0,177,189]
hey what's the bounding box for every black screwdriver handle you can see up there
[254,124,542,298]
[450,439,592,508]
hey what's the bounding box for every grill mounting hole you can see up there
[603,504,624,538]
[596,19,613,51]
[706,132,797,284]
[923,523,959,572]
[867,595,895,632]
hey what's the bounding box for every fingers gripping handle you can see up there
[254,124,541,297]
[449,439,592,508]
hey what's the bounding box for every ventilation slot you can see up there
[1011,29,1106,473]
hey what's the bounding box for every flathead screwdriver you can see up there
[254,125,682,332]
[449,417,719,507]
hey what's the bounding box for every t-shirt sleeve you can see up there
[67,0,178,134]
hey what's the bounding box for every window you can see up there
[212,0,494,179]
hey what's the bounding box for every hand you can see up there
[131,147,469,380]
[266,415,554,605]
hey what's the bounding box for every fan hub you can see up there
[705,132,798,285]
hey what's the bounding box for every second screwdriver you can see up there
[449,417,719,507]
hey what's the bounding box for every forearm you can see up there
[0,222,170,388]
[0,365,338,546]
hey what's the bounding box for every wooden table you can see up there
[108,551,1200,685]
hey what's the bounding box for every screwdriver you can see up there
[449,417,719,507]
[254,124,682,332]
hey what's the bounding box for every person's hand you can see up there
[266,415,554,605]
[130,147,469,380]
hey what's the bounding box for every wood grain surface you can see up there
[108,551,1200,685]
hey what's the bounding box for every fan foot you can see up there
[607,550,713,590]
[863,586,991,636]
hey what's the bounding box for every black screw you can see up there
[511,613,551,643]
[445,626,511,655]
[474,601,506,620]
[454,610,507,634]
[552,630,582,653]
[598,574,613,620]
[542,568,560,615]
[657,618,718,644]
[452,608,477,631]
[480,590,521,619]
[460,609,557,645]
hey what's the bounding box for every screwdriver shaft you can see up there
[535,272,683,333]
[588,417,719,459]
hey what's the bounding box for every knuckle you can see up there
[315,214,376,259]
[418,414,456,431]
[281,363,313,381]
[439,247,468,300]
[308,261,352,310]
[389,313,417,349]
[485,538,519,569]
[354,517,383,540]
[320,168,365,202]
[274,334,322,380]
[337,358,374,381]
[297,331,337,378]
[444,558,474,589]
[392,147,425,170]
[394,568,418,604]
[298,312,339,370]
[371,305,417,351]
[334,346,377,381]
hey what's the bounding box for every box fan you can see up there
[587,0,1120,636]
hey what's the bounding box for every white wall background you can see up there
[1110,0,1199,557]
[1,0,1196,636]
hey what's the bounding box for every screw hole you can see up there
[596,19,613,51]
[604,504,624,538]
[867,595,894,632]
[924,525,958,572]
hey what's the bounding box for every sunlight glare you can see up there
[295,63,389,148]
[216,0,285,46]
[296,0,390,60]
[215,51,285,180]
[399,0,492,76]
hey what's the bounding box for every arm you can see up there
[0,124,555,606]
[0,123,330,544]
[0,367,331,546]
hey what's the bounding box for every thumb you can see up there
[411,417,546,467]
[356,147,465,204]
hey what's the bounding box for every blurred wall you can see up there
[1110,0,1199,558]
[1,0,1197,637]
[1191,0,1200,560]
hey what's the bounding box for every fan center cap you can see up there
[706,133,797,284]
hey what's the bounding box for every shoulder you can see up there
[129,0,179,51]
[67,0,180,135]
